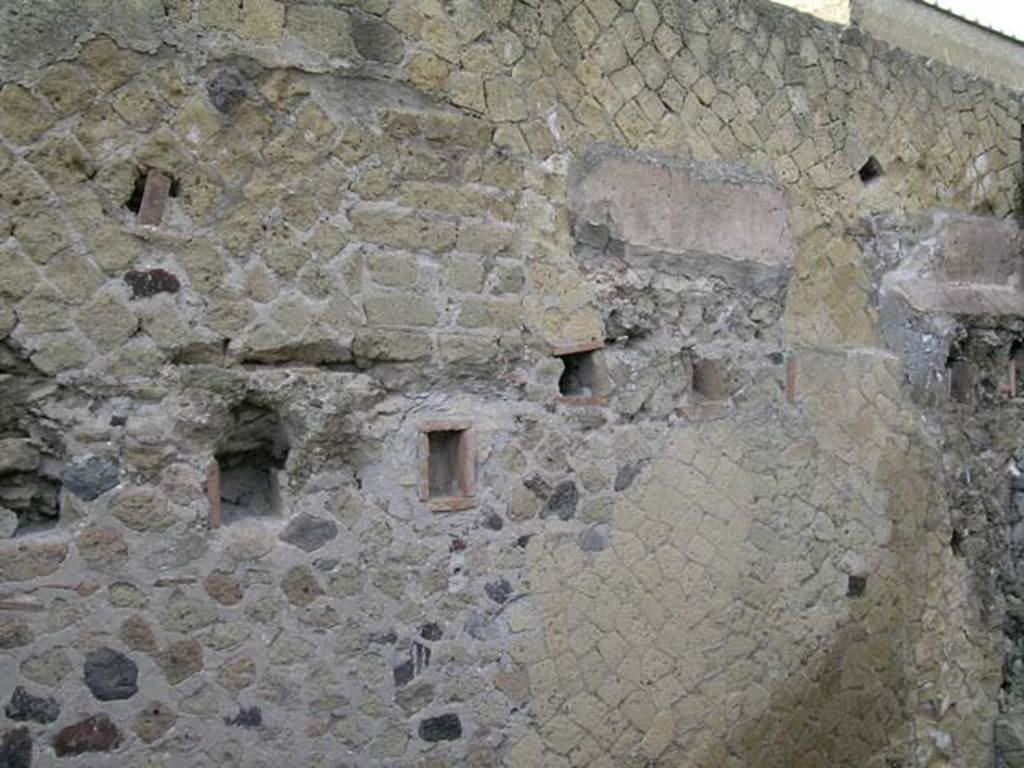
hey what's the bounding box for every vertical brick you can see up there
[206,460,221,529]
[137,170,172,226]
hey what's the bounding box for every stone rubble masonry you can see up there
[0,0,1020,766]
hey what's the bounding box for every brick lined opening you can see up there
[858,156,884,185]
[419,421,475,511]
[213,402,288,525]
[692,357,727,401]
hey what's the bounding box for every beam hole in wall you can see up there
[692,357,728,401]
[858,156,884,185]
[559,351,596,396]
[419,421,475,512]
[847,574,867,598]
[947,354,975,404]
[552,341,607,403]
[213,402,289,524]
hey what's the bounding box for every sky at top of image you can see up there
[921,0,1024,42]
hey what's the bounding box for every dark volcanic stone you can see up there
[419,622,443,641]
[124,268,180,299]
[393,660,414,687]
[484,578,512,604]
[419,713,462,742]
[53,715,121,756]
[279,514,338,552]
[0,727,31,768]
[350,14,404,63]
[207,69,247,113]
[63,456,119,501]
[482,511,503,530]
[6,685,60,723]
[84,647,138,701]
[614,461,645,492]
[544,481,578,521]
[224,706,262,728]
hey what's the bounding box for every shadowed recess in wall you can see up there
[214,401,289,524]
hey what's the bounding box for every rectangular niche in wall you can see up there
[209,401,289,527]
[418,420,475,512]
[552,340,607,405]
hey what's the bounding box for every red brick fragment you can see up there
[136,170,172,226]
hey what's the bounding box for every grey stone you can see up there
[484,578,512,604]
[63,456,119,500]
[614,461,645,491]
[5,686,60,723]
[0,439,39,474]
[351,14,404,63]
[0,727,31,768]
[279,514,338,552]
[0,507,17,538]
[84,647,138,701]
[543,481,578,521]
[578,525,609,552]
[419,713,462,742]
[419,622,443,641]
[207,69,247,113]
[393,660,414,687]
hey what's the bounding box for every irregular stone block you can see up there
[5,686,60,723]
[484,578,512,604]
[109,488,175,532]
[0,726,31,768]
[63,456,119,501]
[203,570,244,605]
[124,268,180,299]
[569,146,794,288]
[75,527,129,569]
[351,14,403,63]
[0,622,33,649]
[281,565,324,607]
[159,638,203,685]
[134,701,176,744]
[84,647,139,701]
[53,714,121,756]
[542,481,578,521]
[0,539,67,581]
[0,439,39,474]
[279,513,338,552]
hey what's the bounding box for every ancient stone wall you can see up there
[0,0,1022,766]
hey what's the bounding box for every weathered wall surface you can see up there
[0,0,1021,766]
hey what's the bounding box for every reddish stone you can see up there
[136,170,172,226]
[53,714,121,756]
[124,269,180,299]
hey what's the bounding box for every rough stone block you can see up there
[364,293,437,327]
[53,715,121,756]
[570,146,794,286]
[0,540,67,581]
[349,205,457,253]
[287,5,355,57]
